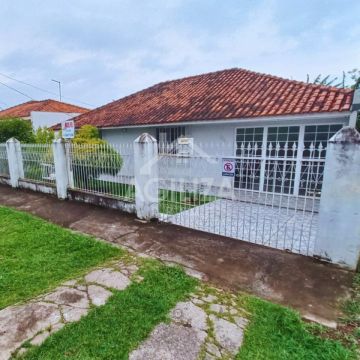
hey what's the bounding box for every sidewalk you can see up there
[0,184,354,324]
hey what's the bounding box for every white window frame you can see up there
[234,123,343,196]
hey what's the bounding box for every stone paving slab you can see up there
[129,323,207,360]
[85,268,131,290]
[0,261,137,360]
[130,286,249,360]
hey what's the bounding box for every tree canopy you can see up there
[0,118,35,143]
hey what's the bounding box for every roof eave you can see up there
[98,111,351,130]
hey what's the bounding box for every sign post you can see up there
[222,158,235,177]
[61,120,75,188]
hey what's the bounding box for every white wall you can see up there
[101,115,350,190]
[30,111,81,129]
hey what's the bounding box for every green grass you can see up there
[236,295,356,360]
[78,179,217,215]
[342,273,360,324]
[159,189,217,214]
[0,206,122,309]
[21,264,197,360]
[86,179,135,201]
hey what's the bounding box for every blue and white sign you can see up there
[222,158,236,177]
[62,120,75,139]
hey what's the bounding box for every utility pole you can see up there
[52,79,62,101]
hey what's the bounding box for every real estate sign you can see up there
[62,120,75,139]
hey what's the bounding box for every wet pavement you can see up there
[0,184,354,323]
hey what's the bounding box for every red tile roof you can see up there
[0,99,89,119]
[71,68,355,128]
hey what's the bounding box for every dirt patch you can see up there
[59,291,84,304]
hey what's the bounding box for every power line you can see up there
[0,80,34,101]
[0,72,94,108]
[0,81,81,120]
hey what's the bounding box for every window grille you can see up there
[156,127,185,154]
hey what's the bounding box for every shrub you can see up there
[35,127,55,144]
[0,118,35,143]
[71,125,123,188]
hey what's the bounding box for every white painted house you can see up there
[71,68,358,197]
[0,99,89,129]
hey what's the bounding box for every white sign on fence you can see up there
[62,120,75,139]
[222,158,235,177]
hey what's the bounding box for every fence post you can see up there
[6,138,24,187]
[134,133,159,220]
[53,138,69,199]
[314,126,360,270]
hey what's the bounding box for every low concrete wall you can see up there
[18,179,57,195]
[0,176,11,186]
[67,189,136,214]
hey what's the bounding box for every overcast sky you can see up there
[0,0,359,110]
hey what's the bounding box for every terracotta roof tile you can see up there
[71,68,353,128]
[0,99,89,119]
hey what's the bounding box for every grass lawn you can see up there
[159,189,217,215]
[86,179,135,201]
[3,203,355,359]
[21,263,197,359]
[0,206,122,309]
[82,179,217,215]
[237,295,356,360]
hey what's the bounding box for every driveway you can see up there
[161,198,317,255]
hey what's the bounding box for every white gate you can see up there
[158,124,341,256]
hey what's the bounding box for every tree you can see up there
[307,69,360,89]
[307,69,360,131]
[0,118,35,143]
[34,127,55,144]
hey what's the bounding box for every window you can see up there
[298,124,342,196]
[236,127,263,157]
[234,158,262,190]
[264,160,297,194]
[235,123,343,196]
[303,124,342,158]
[235,128,263,190]
[267,126,299,158]
[156,127,185,154]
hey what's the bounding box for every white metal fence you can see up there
[0,144,9,177]
[66,143,135,202]
[158,140,327,256]
[20,144,55,185]
[0,128,358,269]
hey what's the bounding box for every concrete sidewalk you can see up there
[0,184,354,324]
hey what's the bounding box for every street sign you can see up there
[62,120,75,139]
[222,158,235,177]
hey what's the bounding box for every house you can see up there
[0,99,89,129]
[69,68,357,196]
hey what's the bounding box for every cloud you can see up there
[0,0,359,108]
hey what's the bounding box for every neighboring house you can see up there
[69,68,358,196]
[0,99,89,129]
